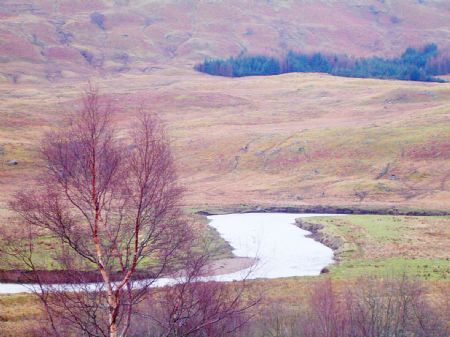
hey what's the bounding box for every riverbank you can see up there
[293,214,450,280]
[196,204,450,216]
[295,218,344,264]
[2,207,448,284]
[200,204,450,273]
[1,213,448,336]
[200,204,449,279]
[0,256,257,284]
[0,269,158,284]
[0,213,334,287]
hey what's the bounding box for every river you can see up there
[0,213,335,294]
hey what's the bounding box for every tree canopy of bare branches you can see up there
[8,87,248,337]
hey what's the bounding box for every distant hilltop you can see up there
[1,0,450,82]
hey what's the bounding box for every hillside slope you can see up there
[0,0,449,215]
[1,0,450,82]
[1,70,449,213]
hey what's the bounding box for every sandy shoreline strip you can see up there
[204,257,257,276]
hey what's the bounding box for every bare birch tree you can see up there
[10,87,191,337]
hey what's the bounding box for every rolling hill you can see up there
[1,0,450,82]
[0,0,449,215]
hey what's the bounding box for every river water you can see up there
[0,213,335,294]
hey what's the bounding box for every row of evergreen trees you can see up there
[194,44,449,82]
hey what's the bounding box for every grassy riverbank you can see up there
[1,212,449,336]
[0,213,232,283]
[296,214,450,280]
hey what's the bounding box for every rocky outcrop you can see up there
[6,159,18,166]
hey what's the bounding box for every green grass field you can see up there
[300,215,450,280]
[0,214,232,272]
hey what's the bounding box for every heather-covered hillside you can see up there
[1,0,449,212]
[1,0,450,82]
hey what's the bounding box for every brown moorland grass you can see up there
[1,70,449,220]
[1,0,449,81]
[0,70,449,334]
[1,277,449,337]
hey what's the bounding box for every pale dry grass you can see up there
[1,70,449,222]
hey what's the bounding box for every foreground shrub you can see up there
[250,275,449,337]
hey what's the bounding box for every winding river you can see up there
[0,213,335,294]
